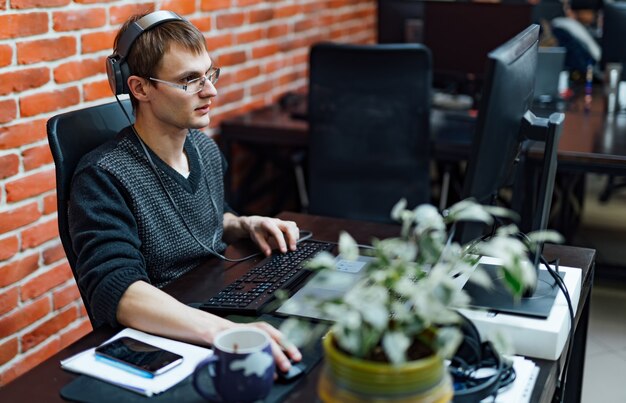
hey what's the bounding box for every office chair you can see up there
[307,43,432,223]
[47,99,133,325]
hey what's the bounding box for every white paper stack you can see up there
[60,328,212,397]
[481,356,539,403]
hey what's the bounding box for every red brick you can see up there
[54,57,105,84]
[206,33,233,52]
[0,44,12,67]
[0,287,19,316]
[11,0,69,8]
[216,12,245,29]
[236,28,265,45]
[21,262,72,301]
[0,253,39,288]
[217,50,246,67]
[43,242,65,265]
[5,170,56,202]
[78,302,88,318]
[17,37,76,64]
[81,30,116,54]
[0,236,19,261]
[0,203,41,234]
[22,144,53,171]
[75,0,116,3]
[84,79,113,102]
[43,193,58,215]
[188,16,211,32]
[21,219,59,250]
[200,0,231,11]
[20,86,80,117]
[0,67,50,96]
[0,119,47,150]
[249,8,274,23]
[1,338,60,385]
[0,13,48,40]
[251,79,274,97]
[0,99,17,124]
[275,4,299,18]
[110,3,155,25]
[0,297,50,338]
[53,282,79,310]
[234,66,261,83]
[267,24,290,38]
[215,88,244,106]
[264,58,286,74]
[22,307,77,351]
[162,0,195,15]
[0,338,18,366]
[252,43,280,59]
[0,153,19,179]
[60,318,92,349]
[238,0,262,5]
[53,8,106,32]
[295,18,317,33]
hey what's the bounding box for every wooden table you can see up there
[0,212,595,403]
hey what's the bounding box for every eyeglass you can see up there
[149,67,220,94]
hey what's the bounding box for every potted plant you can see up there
[280,199,561,402]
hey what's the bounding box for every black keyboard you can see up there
[199,240,334,316]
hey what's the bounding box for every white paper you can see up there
[60,328,212,397]
[480,356,539,403]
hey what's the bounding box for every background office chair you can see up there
[307,43,432,223]
[47,99,133,325]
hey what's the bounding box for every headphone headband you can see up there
[106,10,184,95]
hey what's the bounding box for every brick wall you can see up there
[0,0,376,386]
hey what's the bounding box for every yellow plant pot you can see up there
[319,332,453,403]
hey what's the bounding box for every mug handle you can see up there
[193,355,220,401]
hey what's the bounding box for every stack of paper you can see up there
[60,328,212,397]
[482,356,539,403]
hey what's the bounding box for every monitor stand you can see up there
[463,263,561,319]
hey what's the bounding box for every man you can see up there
[68,12,301,372]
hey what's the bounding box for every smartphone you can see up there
[95,337,183,377]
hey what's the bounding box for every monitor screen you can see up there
[459,25,539,243]
[602,2,626,81]
[423,1,534,82]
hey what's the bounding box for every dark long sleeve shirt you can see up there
[68,127,229,328]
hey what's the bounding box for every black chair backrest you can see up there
[47,99,133,323]
[307,43,432,223]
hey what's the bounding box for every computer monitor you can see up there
[602,2,626,81]
[422,1,534,92]
[377,0,424,44]
[458,24,565,317]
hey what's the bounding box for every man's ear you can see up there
[127,75,150,101]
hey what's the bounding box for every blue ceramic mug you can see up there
[193,327,275,402]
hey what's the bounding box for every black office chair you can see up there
[307,43,432,223]
[47,99,133,325]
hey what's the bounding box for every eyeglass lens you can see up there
[188,68,220,93]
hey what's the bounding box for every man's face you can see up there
[146,43,217,132]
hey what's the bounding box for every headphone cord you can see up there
[114,96,261,263]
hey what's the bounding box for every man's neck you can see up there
[133,117,190,176]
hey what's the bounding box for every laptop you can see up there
[534,47,566,103]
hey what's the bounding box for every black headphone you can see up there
[106,10,184,95]
[450,314,515,402]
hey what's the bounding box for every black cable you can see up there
[541,256,576,403]
[115,96,260,263]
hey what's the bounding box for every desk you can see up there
[221,90,626,238]
[0,212,595,403]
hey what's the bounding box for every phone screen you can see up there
[95,337,183,376]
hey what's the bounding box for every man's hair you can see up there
[114,13,208,109]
